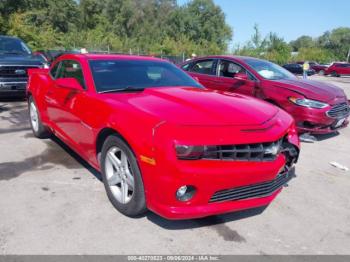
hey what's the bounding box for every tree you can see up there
[318,27,350,61]
[290,35,315,51]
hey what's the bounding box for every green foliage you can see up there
[0,0,232,55]
[235,25,350,64]
[234,28,291,65]
[318,27,350,61]
[290,35,315,51]
[295,47,334,64]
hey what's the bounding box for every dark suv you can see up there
[0,36,46,98]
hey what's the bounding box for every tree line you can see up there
[0,0,232,56]
[0,0,349,64]
[235,24,350,64]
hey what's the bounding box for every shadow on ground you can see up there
[147,206,267,229]
[0,135,101,181]
[315,132,339,141]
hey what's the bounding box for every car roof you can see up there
[58,53,165,62]
[189,55,269,64]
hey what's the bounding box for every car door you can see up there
[45,59,93,153]
[213,59,257,96]
[186,59,219,89]
[344,64,350,75]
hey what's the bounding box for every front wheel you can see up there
[319,70,325,76]
[101,135,147,217]
[28,96,50,138]
[331,71,339,77]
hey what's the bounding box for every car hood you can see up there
[0,54,43,65]
[105,87,279,126]
[271,79,346,102]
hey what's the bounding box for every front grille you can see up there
[202,139,282,162]
[209,170,294,203]
[327,103,350,118]
[0,65,40,78]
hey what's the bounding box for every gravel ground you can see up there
[0,76,349,255]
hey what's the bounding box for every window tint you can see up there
[50,62,60,79]
[89,60,203,92]
[56,60,85,88]
[218,60,246,78]
[190,60,215,75]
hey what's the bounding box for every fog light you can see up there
[176,185,196,202]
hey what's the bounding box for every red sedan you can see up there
[27,54,299,220]
[181,56,350,134]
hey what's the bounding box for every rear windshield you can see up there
[89,59,203,92]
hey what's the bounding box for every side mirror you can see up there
[234,72,248,81]
[56,78,83,91]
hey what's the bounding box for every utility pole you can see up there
[347,48,350,62]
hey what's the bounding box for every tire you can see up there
[28,96,50,138]
[331,71,339,77]
[101,135,147,217]
[319,70,325,76]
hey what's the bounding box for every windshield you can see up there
[0,37,32,55]
[89,59,203,92]
[244,59,296,80]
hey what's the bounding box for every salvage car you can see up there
[181,56,350,134]
[0,35,46,98]
[27,54,300,220]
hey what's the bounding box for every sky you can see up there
[178,0,350,46]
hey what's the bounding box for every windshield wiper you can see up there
[99,86,145,94]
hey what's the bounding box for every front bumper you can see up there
[149,164,296,220]
[139,114,299,220]
[0,81,27,97]
[285,100,350,134]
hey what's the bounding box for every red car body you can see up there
[181,56,350,134]
[27,54,300,220]
[325,62,350,77]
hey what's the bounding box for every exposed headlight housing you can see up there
[288,97,329,109]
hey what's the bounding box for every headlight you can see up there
[40,63,50,69]
[288,97,329,109]
[175,145,217,160]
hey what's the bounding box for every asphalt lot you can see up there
[0,76,349,255]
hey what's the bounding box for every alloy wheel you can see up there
[105,146,135,204]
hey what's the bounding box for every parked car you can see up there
[27,54,300,220]
[181,56,350,134]
[0,35,46,98]
[283,63,316,76]
[296,61,328,75]
[325,62,350,77]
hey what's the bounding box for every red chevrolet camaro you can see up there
[181,56,350,134]
[27,54,300,220]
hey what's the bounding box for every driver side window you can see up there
[218,60,246,78]
[56,60,85,89]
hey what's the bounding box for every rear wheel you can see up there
[319,70,325,76]
[28,96,50,138]
[101,135,147,217]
